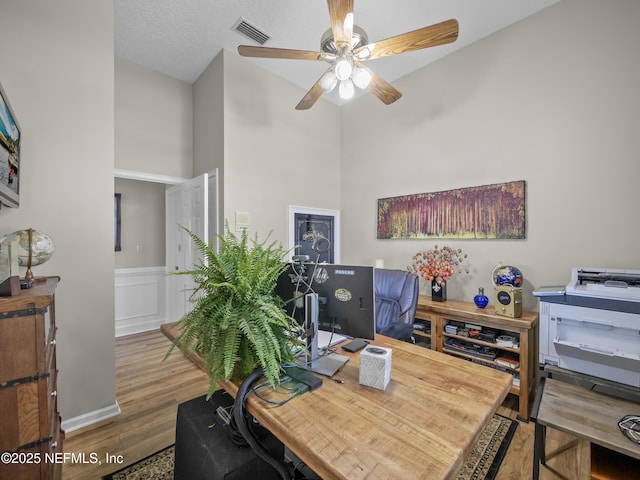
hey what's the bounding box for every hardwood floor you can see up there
[62,330,588,479]
[62,330,209,480]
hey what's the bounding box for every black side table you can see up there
[175,391,284,480]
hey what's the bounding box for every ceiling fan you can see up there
[238,0,459,110]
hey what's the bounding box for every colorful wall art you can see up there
[377,181,526,239]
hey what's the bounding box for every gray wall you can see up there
[340,0,640,310]
[194,50,342,244]
[0,0,116,420]
[115,57,193,178]
[221,50,341,243]
[114,178,166,268]
[193,51,225,237]
[114,57,195,270]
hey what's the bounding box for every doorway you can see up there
[113,169,219,335]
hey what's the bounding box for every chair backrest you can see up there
[374,269,419,333]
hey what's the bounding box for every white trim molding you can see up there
[114,168,187,185]
[61,401,121,433]
[115,266,167,337]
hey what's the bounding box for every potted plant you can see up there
[166,223,302,397]
[408,245,469,302]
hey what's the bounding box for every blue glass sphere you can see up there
[474,288,489,309]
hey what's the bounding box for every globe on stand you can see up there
[491,263,523,288]
[0,228,55,283]
[491,262,524,318]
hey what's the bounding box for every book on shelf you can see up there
[445,338,497,360]
[495,353,519,369]
[477,330,497,342]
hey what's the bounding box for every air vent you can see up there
[233,18,271,45]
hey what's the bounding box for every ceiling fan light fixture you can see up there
[335,59,353,81]
[338,79,355,100]
[351,67,372,89]
[320,70,338,93]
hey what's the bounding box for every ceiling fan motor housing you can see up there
[320,25,368,54]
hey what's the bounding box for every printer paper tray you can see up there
[553,338,640,362]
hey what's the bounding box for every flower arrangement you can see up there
[409,245,469,285]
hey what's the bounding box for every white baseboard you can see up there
[115,316,168,337]
[115,266,167,337]
[61,401,121,433]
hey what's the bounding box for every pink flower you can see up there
[408,246,469,282]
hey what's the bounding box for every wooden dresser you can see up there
[0,276,63,480]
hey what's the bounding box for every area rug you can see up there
[103,414,517,480]
[102,446,174,480]
[456,414,518,480]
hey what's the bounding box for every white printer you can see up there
[566,267,640,302]
[535,268,640,388]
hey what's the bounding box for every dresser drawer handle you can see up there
[51,390,57,397]
[50,339,56,346]
[51,441,58,449]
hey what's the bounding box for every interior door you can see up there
[207,169,220,253]
[166,173,208,322]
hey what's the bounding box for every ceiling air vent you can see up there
[233,18,271,45]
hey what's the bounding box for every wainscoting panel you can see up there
[115,267,167,337]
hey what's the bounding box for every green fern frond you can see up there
[165,220,299,392]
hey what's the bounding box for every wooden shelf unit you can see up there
[411,309,435,349]
[415,296,539,420]
[0,277,63,480]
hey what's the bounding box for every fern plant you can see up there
[166,223,301,397]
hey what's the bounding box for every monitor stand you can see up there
[306,354,349,377]
[298,293,349,377]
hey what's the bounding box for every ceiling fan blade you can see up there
[355,63,402,105]
[238,45,324,61]
[327,0,354,46]
[354,19,458,61]
[295,75,327,110]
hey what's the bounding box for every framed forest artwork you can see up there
[377,180,526,240]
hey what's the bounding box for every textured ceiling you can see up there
[115,0,559,105]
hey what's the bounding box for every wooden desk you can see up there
[531,377,640,479]
[219,335,512,480]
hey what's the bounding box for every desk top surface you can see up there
[220,335,512,480]
[536,378,640,461]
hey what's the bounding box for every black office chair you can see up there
[374,269,419,342]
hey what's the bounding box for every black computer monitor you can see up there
[276,262,376,341]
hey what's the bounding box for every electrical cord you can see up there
[233,368,294,480]
[251,376,308,406]
[282,259,317,345]
[619,415,640,444]
[227,409,250,448]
